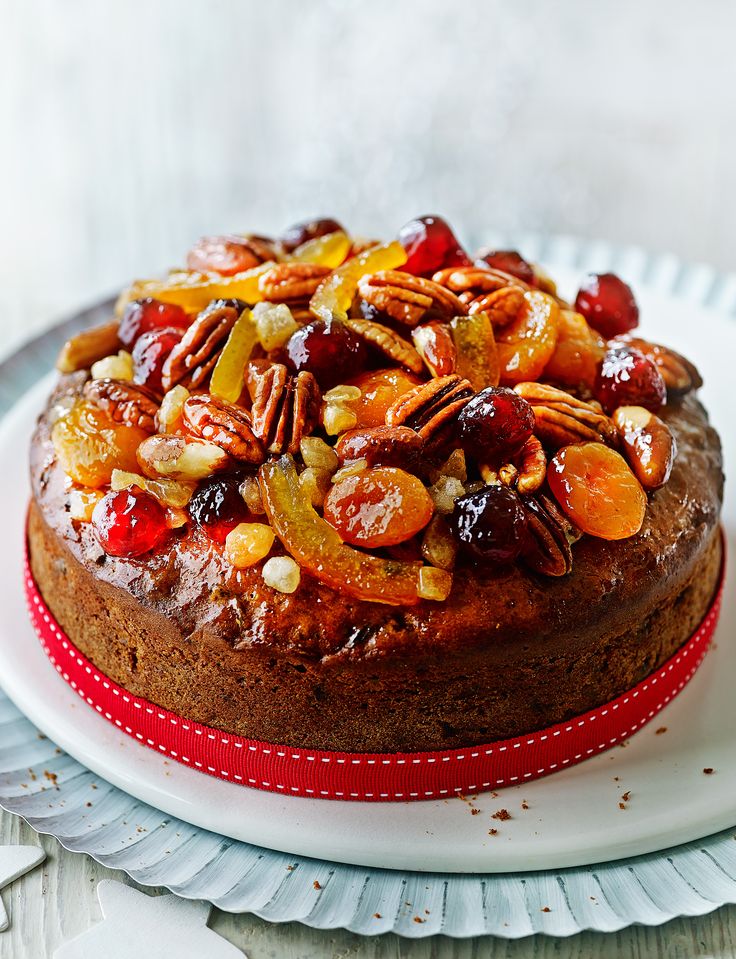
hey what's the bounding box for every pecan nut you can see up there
[250,363,321,455]
[357,270,468,327]
[613,335,702,398]
[514,382,617,449]
[386,373,473,447]
[162,304,239,392]
[522,493,581,577]
[335,425,424,469]
[479,435,547,495]
[83,378,159,433]
[412,321,457,377]
[258,263,331,302]
[344,317,424,374]
[57,321,121,374]
[182,394,264,464]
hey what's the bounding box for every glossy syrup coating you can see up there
[132,327,184,395]
[92,488,169,558]
[450,485,528,562]
[188,476,250,544]
[457,387,535,459]
[398,215,471,276]
[286,320,368,389]
[575,272,639,340]
[594,345,667,413]
[118,298,190,348]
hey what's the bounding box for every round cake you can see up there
[28,216,724,754]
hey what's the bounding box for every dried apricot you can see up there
[343,368,423,428]
[495,290,560,385]
[547,443,646,540]
[323,467,434,548]
[544,309,605,390]
[52,401,148,488]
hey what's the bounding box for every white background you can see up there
[2,0,736,363]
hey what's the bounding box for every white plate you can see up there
[0,267,735,875]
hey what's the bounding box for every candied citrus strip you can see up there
[290,230,351,269]
[210,308,258,402]
[450,312,500,390]
[116,262,275,314]
[310,241,407,323]
[259,455,423,606]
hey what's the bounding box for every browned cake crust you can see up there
[28,377,723,752]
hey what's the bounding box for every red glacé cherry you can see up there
[118,298,189,349]
[575,273,639,340]
[132,327,183,395]
[593,345,667,413]
[478,250,536,285]
[457,386,535,459]
[279,217,344,253]
[285,319,368,388]
[92,488,168,558]
[450,485,528,563]
[398,215,471,276]
[188,477,249,544]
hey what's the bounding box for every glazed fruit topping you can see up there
[92,488,169,558]
[118,298,189,349]
[398,215,471,277]
[279,217,344,253]
[186,235,266,276]
[188,476,250,543]
[477,249,536,285]
[286,319,367,389]
[450,485,528,563]
[547,443,646,540]
[132,327,184,395]
[54,217,703,592]
[593,345,667,413]
[457,387,535,459]
[324,466,434,548]
[575,272,639,340]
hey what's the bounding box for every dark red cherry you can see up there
[593,346,667,413]
[450,485,528,563]
[279,217,344,253]
[398,215,471,276]
[457,387,535,459]
[118,298,189,349]
[92,488,168,558]
[575,273,639,340]
[285,319,368,389]
[477,250,536,285]
[188,477,249,544]
[132,327,183,396]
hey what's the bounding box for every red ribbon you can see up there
[24,547,724,802]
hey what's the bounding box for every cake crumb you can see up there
[492,808,512,821]
[471,808,480,816]
[488,828,498,836]
[703,767,715,775]
[373,913,382,919]
[621,791,631,802]
[521,800,529,810]
[618,802,626,810]
[286,865,294,871]
[656,726,668,735]
[541,906,551,913]
[413,916,425,924]
[313,880,322,890]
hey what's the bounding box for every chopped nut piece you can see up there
[262,555,301,594]
[323,402,358,436]
[612,405,677,490]
[157,385,190,433]
[331,458,369,483]
[69,488,105,522]
[412,321,457,378]
[91,351,134,382]
[421,515,458,570]
[418,566,453,601]
[431,448,467,483]
[137,433,230,481]
[323,384,362,403]
[300,436,339,473]
[428,475,465,514]
[240,474,266,514]
[225,523,276,568]
[299,466,333,508]
[57,321,121,373]
[253,302,299,351]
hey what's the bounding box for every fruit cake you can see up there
[28,216,724,753]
